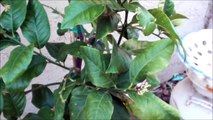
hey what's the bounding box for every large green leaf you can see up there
[170,13,188,27]
[54,81,76,120]
[136,6,156,36]
[21,0,50,48]
[96,12,120,39]
[170,13,188,20]
[0,92,3,113]
[61,1,105,29]
[116,71,131,89]
[129,14,138,25]
[69,86,92,120]
[149,9,180,41]
[146,75,160,90]
[0,79,5,91]
[121,39,149,55]
[111,96,130,120]
[0,0,26,32]
[105,0,123,11]
[45,43,66,60]
[129,39,174,85]
[0,44,34,86]
[80,46,114,88]
[123,2,142,12]
[56,23,69,36]
[3,92,26,119]
[23,113,41,120]
[127,27,140,40]
[126,91,180,120]
[0,79,4,114]
[37,107,54,120]
[163,0,175,17]
[83,91,114,120]
[106,42,131,74]
[7,55,47,91]
[23,107,54,120]
[0,30,21,51]
[57,41,86,62]
[0,39,18,51]
[32,84,54,109]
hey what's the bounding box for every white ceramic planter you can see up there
[178,29,213,99]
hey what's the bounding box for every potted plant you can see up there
[0,0,187,119]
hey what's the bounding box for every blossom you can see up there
[3,4,10,12]
[135,80,151,95]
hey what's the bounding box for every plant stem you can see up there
[6,35,70,70]
[34,51,70,70]
[117,10,129,46]
[121,0,127,5]
[132,26,164,39]
[152,33,164,39]
[24,82,61,94]
[42,4,64,17]
[73,25,84,73]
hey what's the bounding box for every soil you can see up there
[153,71,187,103]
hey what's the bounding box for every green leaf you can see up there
[0,0,26,32]
[129,14,138,25]
[96,12,120,39]
[171,19,186,27]
[83,91,114,120]
[146,74,160,89]
[21,0,50,48]
[0,79,5,91]
[170,13,188,27]
[129,39,174,85]
[106,42,131,74]
[136,6,156,36]
[23,113,41,120]
[170,13,188,20]
[102,34,115,52]
[0,31,21,51]
[111,96,130,120]
[116,71,131,89]
[127,27,139,40]
[0,92,3,113]
[57,23,68,36]
[163,0,175,17]
[69,86,92,120]
[93,40,105,52]
[32,84,54,109]
[126,91,180,120]
[23,107,53,120]
[54,81,76,120]
[0,39,18,51]
[37,107,54,120]
[7,55,47,91]
[42,4,64,17]
[149,9,180,41]
[0,44,34,86]
[123,2,141,12]
[45,42,66,60]
[57,41,86,61]
[0,79,5,114]
[3,92,26,119]
[106,1,123,11]
[80,46,114,88]
[121,39,149,55]
[62,1,105,29]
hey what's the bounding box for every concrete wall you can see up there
[0,0,212,119]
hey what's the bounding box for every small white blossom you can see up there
[3,5,10,12]
[136,80,151,95]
